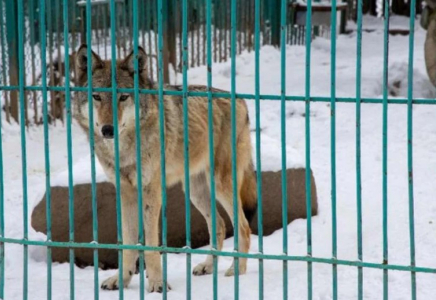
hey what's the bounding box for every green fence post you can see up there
[355,0,364,298]
[181,0,192,298]
[0,0,6,297]
[280,0,288,298]
[157,0,169,297]
[131,1,146,298]
[16,0,29,299]
[108,0,124,298]
[407,0,417,298]
[62,0,76,298]
[305,0,313,299]
[230,0,240,298]
[254,0,264,298]
[330,0,338,298]
[40,0,53,295]
[205,0,219,297]
[83,1,101,299]
[382,0,390,298]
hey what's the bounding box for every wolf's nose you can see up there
[101,125,114,139]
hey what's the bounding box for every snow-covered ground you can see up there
[2,15,436,299]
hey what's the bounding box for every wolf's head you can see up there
[73,44,150,139]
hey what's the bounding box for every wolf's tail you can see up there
[240,161,258,224]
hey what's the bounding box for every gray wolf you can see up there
[73,44,257,293]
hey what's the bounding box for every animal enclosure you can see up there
[0,0,435,299]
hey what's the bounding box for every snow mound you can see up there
[374,61,436,98]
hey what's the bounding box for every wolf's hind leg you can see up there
[101,185,139,290]
[214,174,251,277]
[186,173,226,276]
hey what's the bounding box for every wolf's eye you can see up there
[93,95,102,101]
[119,94,129,102]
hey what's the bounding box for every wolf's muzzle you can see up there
[101,125,114,139]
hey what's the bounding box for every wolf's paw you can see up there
[224,264,247,277]
[192,262,214,276]
[101,273,132,290]
[147,279,171,293]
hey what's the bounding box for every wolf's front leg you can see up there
[101,186,139,290]
[143,181,171,293]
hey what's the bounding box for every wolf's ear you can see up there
[120,47,148,76]
[74,44,103,84]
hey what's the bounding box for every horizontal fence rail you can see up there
[0,237,436,274]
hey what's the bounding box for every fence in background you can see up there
[0,0,384,125]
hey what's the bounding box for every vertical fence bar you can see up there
[0,0,5,295]
[407,0,417,298]
[85,1,100,299]
[39,0,52,295]
[205,0,219,296]
[62,0,75,299]
[108,0,124,298]
[254,0,263,298]
[355,0,363,297]
[181,0,192,298]
[157,0,169,297]
[304,0,313,298]
[279,0,288,298]
[230,0,240,298]
[330,0,338,298]
[132,1,145,298]
[382,0,390,298]
[17,0,29,298]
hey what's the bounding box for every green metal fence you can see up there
[0,0,435,299]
